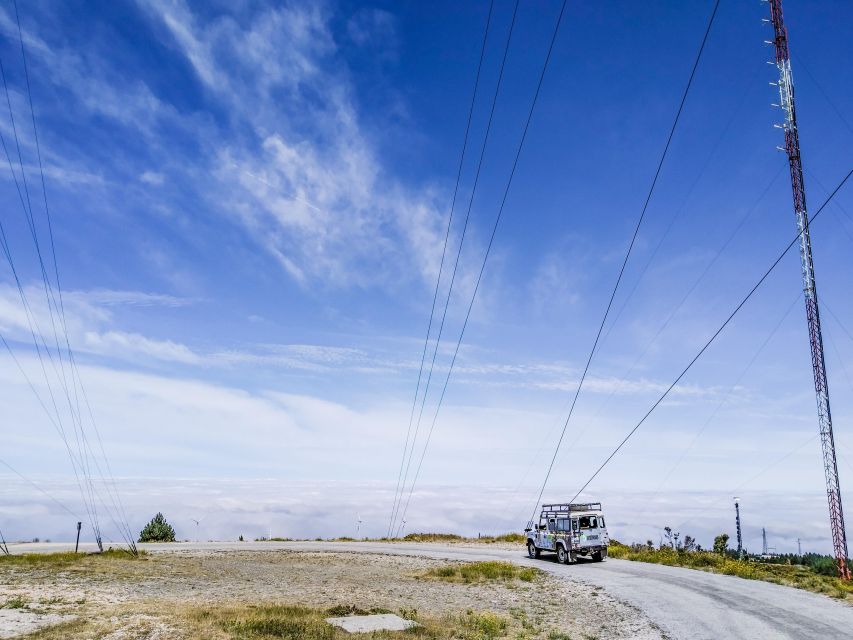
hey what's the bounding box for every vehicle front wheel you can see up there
[527,542,540,559]
[557,545,568,564]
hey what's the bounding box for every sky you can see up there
[0,0,852,555]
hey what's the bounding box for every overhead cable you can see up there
[528,0,722,524]
[570,167,853,503]
[388,0,497,538]
[395,0,573,535]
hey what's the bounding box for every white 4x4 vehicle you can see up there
[525,503,609,564]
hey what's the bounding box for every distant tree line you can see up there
[641,528,843,576]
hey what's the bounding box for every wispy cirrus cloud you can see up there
[131,0,449,290]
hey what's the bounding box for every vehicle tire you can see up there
[527,542,540,559]
[592,550,604,562]
[557,545,568,564]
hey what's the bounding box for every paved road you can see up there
[9,540,853,639]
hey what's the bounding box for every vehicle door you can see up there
[538,518,557,550]
[577,515,602,548]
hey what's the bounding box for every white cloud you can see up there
[347,8,398,52]
[133,0,449,290]
[139,171,165,185]
[83,330,202,365]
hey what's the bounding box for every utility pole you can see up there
[765,0,850,580]
[797,538,802,556]
[734,497,744,560]
[762,528,768,555]
[74,522,81,553]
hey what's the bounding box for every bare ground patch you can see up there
[0,549,663,639]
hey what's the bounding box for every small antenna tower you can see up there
[734,497,744,559]
[798,538,802,556]
[764,0,850,580]
[762,527,768,555]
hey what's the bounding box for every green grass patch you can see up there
[422,561,539,584]
[608,542,853,600]
[402,532,464,542]
[186,603,513,639]
[324,604,391,616]
[472,533,526,544]
[1,594,28,609]
[0,549,145,567]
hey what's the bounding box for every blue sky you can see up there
[0,0,852,553]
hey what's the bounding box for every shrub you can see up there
[138,512,176,543]
[423,561,539,584]
[465,611,508,638]
[403,532,463,542]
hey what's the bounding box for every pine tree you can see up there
[713,533,729,555]
[138,512,176,542]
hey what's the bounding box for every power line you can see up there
[569,167,853,504]
[388,0,496,539]
[394,0,572,536]
[528,0,722,524]
[0,456,82,520]
[672,433,818,535]
[0,5,136,551]
[823,303,853,346]
[599,64,765,351]
[15,0,135,550]
[650,291,801,498]
[0,60,104,547]
[535,163,786,493]
[392,0,521,536]
[496,162,785,532]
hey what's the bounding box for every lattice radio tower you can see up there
[765,0,850,579]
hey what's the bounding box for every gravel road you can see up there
[11,540,853,639]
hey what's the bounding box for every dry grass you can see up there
[3,549,654,639]
[402,532,464,542]
[474,533,526,544]
[18,602,517,640]
[0,549,145,567]
[189,603,514,640]
[247,532,526,544]
[608,542,853,600]
[422,561,539,584]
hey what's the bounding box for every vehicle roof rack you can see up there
[539,503,602,517]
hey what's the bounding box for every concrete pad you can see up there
[325,613,418,633]
[0,610,73,638]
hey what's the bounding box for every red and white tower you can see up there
[766,0,850,579]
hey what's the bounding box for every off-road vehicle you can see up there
[525,502,609,564]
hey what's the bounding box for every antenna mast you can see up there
[734,497,744,560]
[765,0,850,580]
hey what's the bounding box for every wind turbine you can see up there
[356,514,363,538]
[191,518,200,543]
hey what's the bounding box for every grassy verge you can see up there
[190,603,513,640]
[422,561,539,584]
[249,532,526,544]
[609,542,853,600]
[0,549,145,567]
[20,603,517,640]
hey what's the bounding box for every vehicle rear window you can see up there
[579,515,598,529]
